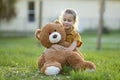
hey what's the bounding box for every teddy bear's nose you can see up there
[53,34,57,38]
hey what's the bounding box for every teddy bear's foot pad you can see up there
[45,66,60,76]
[85,69,95,72]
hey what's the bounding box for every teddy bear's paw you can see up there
[45,66,60,76]
[85,68,95,73]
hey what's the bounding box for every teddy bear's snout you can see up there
[53,34,57,38]
[49,32,61,43]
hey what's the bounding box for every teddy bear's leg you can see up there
[38,53,45,70]
[83,61,96,72]
[67,52,96,71]
[74,49,84,58]
[40,61,62,76]
[67,52,85,70]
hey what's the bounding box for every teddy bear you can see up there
[35,22,96,75]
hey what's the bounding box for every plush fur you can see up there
[35,22,96,75]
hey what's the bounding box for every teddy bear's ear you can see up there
[54,20,64,28]
[35,29,41,40]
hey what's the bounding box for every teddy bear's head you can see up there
[35,22,66,48]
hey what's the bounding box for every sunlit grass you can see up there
[0,32,120,80]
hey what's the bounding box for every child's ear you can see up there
[35,29,41,40]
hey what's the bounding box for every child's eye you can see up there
[68,19,72,22]
[49,33,51,35]
[63,19,66,21]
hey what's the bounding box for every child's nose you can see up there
[64,21,68,24]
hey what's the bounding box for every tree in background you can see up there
[0,0,16,22]
[96,0,105,50]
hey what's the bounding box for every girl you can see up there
[59,8,82,51]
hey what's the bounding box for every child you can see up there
[53,8,83,58]
[58,8,82,51]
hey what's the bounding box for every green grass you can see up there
[0,33,120,80]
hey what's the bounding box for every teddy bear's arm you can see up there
[38,53,45,70]
[51,41,76,51]
[51,44,65,51]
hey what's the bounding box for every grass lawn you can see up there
[0,32,120,80]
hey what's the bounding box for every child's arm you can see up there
[74,32,82,47]
[67,41,77,51]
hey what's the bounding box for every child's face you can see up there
[62,13,75,30]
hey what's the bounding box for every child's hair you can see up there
[59,8,79,31]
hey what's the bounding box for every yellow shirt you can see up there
[66,28,82,47]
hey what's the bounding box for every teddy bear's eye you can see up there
[49,33,51,35]
[54,30,56,32]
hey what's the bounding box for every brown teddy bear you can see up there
[35,22,96,75]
